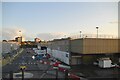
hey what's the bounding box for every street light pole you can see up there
[19,30,22,37]
[80,31,82,38]
[96,27,99,38]
[21,68,24,80]
[19,30,22,43]
[56,68,58,80]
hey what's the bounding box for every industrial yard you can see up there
[1,1,120,80]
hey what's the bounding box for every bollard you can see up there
[65,69,68,80]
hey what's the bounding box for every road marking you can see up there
[40,72,46,79]
[9,62,39,65]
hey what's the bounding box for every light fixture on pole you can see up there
[19,30,22,37]
[96,27,99,38]
[18,30,22,43]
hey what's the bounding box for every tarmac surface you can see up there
[2,48,65,79]
[2,48,120,80]
[71,64,120,80]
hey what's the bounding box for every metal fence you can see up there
[69,34,118,39]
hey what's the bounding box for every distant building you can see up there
[8,40,16,42]
[15,37,22,43]
[2,42,20,56]
[2,40,7,42]
[34,38,41,43]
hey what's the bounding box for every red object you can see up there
[42,61,44,64]
[53,61,61,67]
[58,67,66,72]
[47,54,51,58]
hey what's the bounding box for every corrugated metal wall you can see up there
[70,38,119,54]
[83,38,119,54]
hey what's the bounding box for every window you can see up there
[66,54,69,57]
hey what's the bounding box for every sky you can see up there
[1,2,119,41]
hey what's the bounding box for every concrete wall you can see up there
[47,38,70,52]
[70,38,119,54]
[70,39,83,53]
[83,38,119,54]
[71,56,82,65]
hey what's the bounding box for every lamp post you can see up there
[19,30,22,37]
[19,30,22,43]
[10,44,13,56]
[80,31,82,38]
[96,27,99,38]
[64,35,66,38]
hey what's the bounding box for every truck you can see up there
[98,58,115,68]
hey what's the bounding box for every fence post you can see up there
[9,71,13,80]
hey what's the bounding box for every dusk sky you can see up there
[1,1,118,41]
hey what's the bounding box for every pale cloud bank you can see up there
[109,21,119,24]
[2,27,68,41]
[37,32,67,41]
[2,27,25,40]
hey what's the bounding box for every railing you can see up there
[69,34,118,39]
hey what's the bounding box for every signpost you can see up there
[20,66,26,80]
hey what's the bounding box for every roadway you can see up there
[2,48,65,79]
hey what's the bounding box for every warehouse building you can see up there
[47,38,120,65]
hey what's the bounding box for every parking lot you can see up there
[71,64,120,80]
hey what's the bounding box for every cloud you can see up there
[109,21,119,24]
[37,32,67,40]
[2,27,68,41]
[2,27,25,40]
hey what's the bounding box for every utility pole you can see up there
[96,27,99,38]
[80,31,82,38]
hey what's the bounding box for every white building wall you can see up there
[47,48,70,65]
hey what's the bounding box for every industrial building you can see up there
[47,38,120,65]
